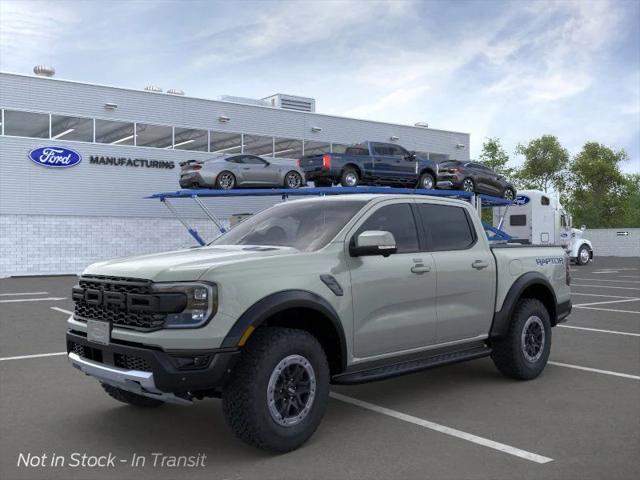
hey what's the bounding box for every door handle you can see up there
[472,260,489,270]
[411,264,431,274]
[242,167,251,170]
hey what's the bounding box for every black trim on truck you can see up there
[220,290,348,371]
[66,331,240,393]
[489,272,567,338]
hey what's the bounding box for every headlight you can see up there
[152,282,218,328]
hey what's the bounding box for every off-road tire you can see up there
[491,298,552,380]
[340,168,359,187]
[222,327,330,453]
[417,172,435,190]
[100,383,165,407]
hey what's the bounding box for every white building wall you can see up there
[583,228,640,258]
[0,215,228,277]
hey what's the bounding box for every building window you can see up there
[210,131,242,154]
[173,127,208,151]
[95,119,135,145]
[243,134,274,156]
[274,137,303,158]
[3,110,49,138]
[303,140,330,156]
[135,123,173,148]
[51,114,93,142]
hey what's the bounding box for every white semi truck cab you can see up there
[493,190,594,265]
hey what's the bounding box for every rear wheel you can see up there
[222,327,329,453]
[576,245,591,265]
[340,168,359,187]
[462,178,475,192]
[491,298,551,380]
[503,187,515,200]
[417,172,435,190]
[284,171,303,189]
[216,171,236,190]
[100,383,164,407]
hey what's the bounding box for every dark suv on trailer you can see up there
[437,160,516,199]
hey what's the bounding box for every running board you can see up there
[332,346,492,385]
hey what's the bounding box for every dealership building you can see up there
[0,68,470,277]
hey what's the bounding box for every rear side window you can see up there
[345,147,369,156]
[356,203,419,253]
[510,215,527,226]
[417,204,475,251]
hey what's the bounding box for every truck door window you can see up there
[510,215,527,226]
[560,215,567,227]
[356,204,419,253]
[417,204,475,251]
[372,144,391,156]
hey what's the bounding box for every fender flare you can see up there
[489,272,558,338]
[220,290,348,370]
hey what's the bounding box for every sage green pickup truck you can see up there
[67,194,571,452]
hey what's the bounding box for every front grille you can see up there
[114,353,153,372]
[68,341,103,363]
[73,275,167,331]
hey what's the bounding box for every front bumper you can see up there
[66,330,240,401]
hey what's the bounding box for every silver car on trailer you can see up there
[179,154,306,189]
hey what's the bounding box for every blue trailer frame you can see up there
[147,187,513,246]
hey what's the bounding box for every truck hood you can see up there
[82,245,297,282]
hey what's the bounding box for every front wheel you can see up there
[576,245,591,265]
[491,298,551,380]
[417,172,435,190]
[222,327,330,453]
[284,171,303,189]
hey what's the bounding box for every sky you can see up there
[1,0,639,173]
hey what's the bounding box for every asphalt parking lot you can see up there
[1,257,639,480]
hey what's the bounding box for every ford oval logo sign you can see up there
[28,146,82,168]
[514,195,530,206]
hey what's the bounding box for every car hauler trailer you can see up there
[147,186,515,246]
[493,190,593,265]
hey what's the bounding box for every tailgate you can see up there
[299,154,327,173]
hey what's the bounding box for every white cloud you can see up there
[0,0,77,70]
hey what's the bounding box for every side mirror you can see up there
[350,230,397,257]
[405,151,416,161]
[581,225,586,231]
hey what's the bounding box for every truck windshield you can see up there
[209,199,367,251]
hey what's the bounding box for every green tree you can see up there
[567,142,631,228]
[515,135,569,193]
[619,173,640,227]
[479,137,514,177]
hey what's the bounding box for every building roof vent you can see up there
[262,93,316,112]
[33,65,55,77]
[144,85,163,93]
[167,88,185,96]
